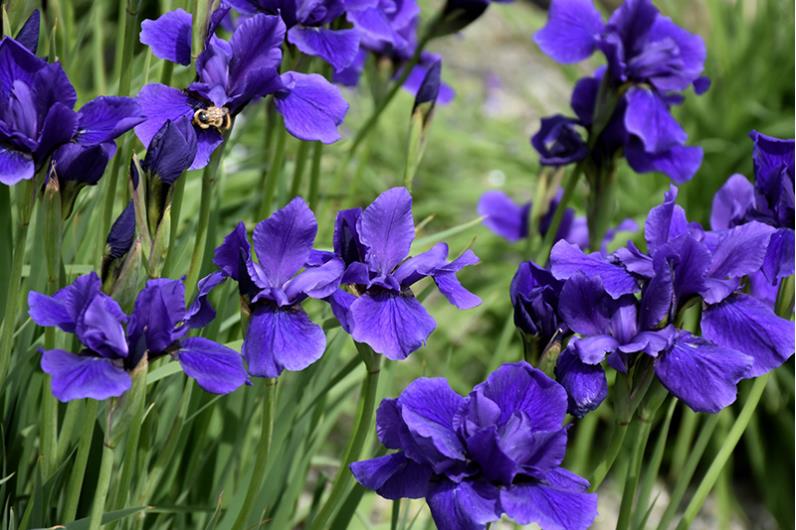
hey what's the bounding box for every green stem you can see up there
[775,275,794,316]
[230,378,277,530]
[162,174,186,277]
[111,364,147,514]
[290,141,312,198]
[534,162,582,263]
[88,405,116,530]
[391,499,401,530]
[669,408,698,479]
[63,399,100,522]
[0,179,36,388]
[616,419,652,530]
[570,411,599,476]
[308,142,323,211]
[308,344,381,530]
[675,375,770,530]
[257,116,288,220]
[633,398,677,529]
[56,398,81,462]
[92,1,106,94]
[654,413,721,530]
[41,349,59,479]
[185,142,225,300]
[587,169,616,251]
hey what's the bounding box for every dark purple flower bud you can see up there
[142,117,198,185]
[531,115,588,166]
[510,262,566,349]
[351,362,598,530]
[51,142,116,217]
[15,10,40,53]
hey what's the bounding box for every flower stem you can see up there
[88,403,116,530]
[111,362,147,513]
[62,399,100,522]
[586,169,616,251]
[231,378,277,530]
[675,375,770,530]
[186,141,226,300]
[257,115,288,220]
[534,162,582,264]
[290,140,312,198]
[308,142,323,210]
[0,179,36,389]
[308,343,381,530]
[633,397,677,529]
[654,413,721,530]
[162,174,186,277]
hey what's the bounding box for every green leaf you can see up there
[34,506,148,530]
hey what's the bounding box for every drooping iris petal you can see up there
[500,468,597,530]
[427,480,500,530]
[0,146,34,185]
[140,8,193,66]
[53,142,116,186]
[357,187,415,275]
[75,96,144,145]
[274,71,349,143]
[433,255,482,309]
[287,27,361,72]
[625,141,703,185]
[33,102,80,162]
[534,0,604,63]
[477,190,530,242]
[349,291,436,360]
[27,272,102,332]
[654,331,752,413]
[177,337,248,394]
[551,241,639,298]
[397,378,467,462]
[135,84,196,148]
[251,196,317,288]
[349,453,433,499]
[555,346,608,417]
[762,228,795,282]
[701,294,794,378]
[41,349,131,402]
[624,87,687,153]
[707,221,775,280]
[243,304,326,377]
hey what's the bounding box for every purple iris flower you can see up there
[327,187,480,360]
[208,197,344,378]
[534,69,703,183]
[711,132,795,287]
[510,262,566,349]
[28,273,247,402]
[535,0,708,95]
[553,186,794,413]
[555,272,753,414]
[226,0,361,72]
[478,189,636,251]
[345,0,419,61]
[136,9,349,170]
[350,362,598,530]
[0,33,142,186]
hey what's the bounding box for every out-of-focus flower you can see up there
[137,8,349,169]
[227,0,361,72]
[327,187,480,360]
[209,198,344,378]
[351,362,598,530]
[28,273,246,401]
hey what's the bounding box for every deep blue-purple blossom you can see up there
[351,362,598,530]
[227,0,361,72]
[345,0,419,61]
[711,132,795,286]
[28,273,246,401]
[535,0,707,95]
[208,197,344,378]
[510,261,566,347]
[531,115,588,166]
[136,9,348,170]
[0,35,142,185]
[327,187,480,360]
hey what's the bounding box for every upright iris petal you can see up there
[352,362,598,530]
[327,187,480,360]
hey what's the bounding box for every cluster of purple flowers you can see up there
[511,132,794,416]
[532,0,708,184]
